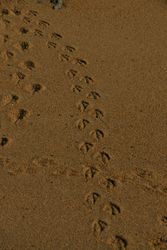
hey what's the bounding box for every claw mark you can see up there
[76,119,90,130]
[66,69,78,79]
[93,220,108,238]
[77,100,89,112]
[79,142,93,154]
[47,41,57,48]
[86,192,100,207]
[87,91,101,100]
[71,85,83,93]
[83,165,98,181]
[90,129,104,141]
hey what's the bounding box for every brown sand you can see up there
[0,0,167,249]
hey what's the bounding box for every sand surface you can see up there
[0,0,167,249]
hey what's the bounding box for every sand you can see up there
[0,0,167,249]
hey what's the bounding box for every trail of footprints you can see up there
[0,4,165,249]
[0,5,125,247]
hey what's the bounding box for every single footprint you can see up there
[0,94,19,107]
[34,29,43,37]
[66,69,78,79]
[51,32,62,40]
[90,108,104,119]
[20,27,29,34]
[16,71,26,81]
[0,137,9,147]
[3,19,10,26]
[71,84,83,93]
[87,91,101,100]
[0,94,12,106]
[25,60,35,70]
[4,34,9,43]
[28,10,38,17]
[51,0,63,9]
[16,109,28,122]
[20,41,29,51]
[80,75,94,85]
[47,41,57,48]
[5,50,14,61]
[38,20,50,29]
[11,95,19,104]
[79,142,94,154]
[1,8,9,15]
[58,53,71,62]
[25,83,44,95]
[99,177,117,191]
[103,202,121,216]
[23,16,31,24]
[90,129,104,141]
[92,219,108,239]
[10,109,28,123]
[77,100,89,112]
[63,45,76,53]
[95,151,111,165]
[76,119,90,130]
[151,236,167,249]
[83,165,99,181]
[107,235,128,250]
[85,192,100,208]
[73,58,87,66]
[13,7,21,16]
[23,83,44,95]
[161,216,167,226]
[32,83,42,93]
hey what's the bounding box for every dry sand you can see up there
[0,0,167,249]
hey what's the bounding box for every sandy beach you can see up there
[0,0,167,249]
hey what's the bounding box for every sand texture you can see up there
[0,0,167,249]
